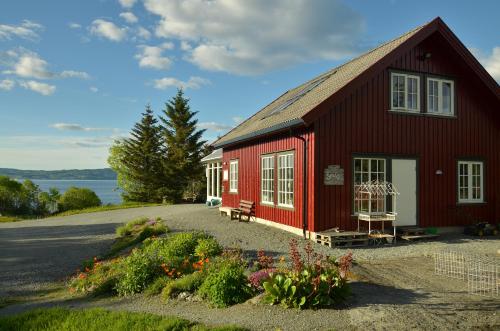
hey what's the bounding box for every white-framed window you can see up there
[229,160,238,193]
[390,72,420,112]
[427,77,454,115]
[278,153,294,208]
[458,161,484,203]
[261,155,275,205]
[354,158,386,213]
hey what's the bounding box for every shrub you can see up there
[58,187,101,211]
[116,217,150,237]
[195,238,223,259]
[144,276,170,297]
[162,271,206,300]
[262,240,352,309]
[248,269,274,291]
[198,260,253,307]
[111,218,168,256]
[115,248,161,296]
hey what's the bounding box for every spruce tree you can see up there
[160,89,206,202]
[119,104,163,202]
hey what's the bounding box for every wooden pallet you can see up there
[397,227,427,236]
[315,231,369,248]
[400,234,439,241]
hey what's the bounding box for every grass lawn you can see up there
[53,202,164,217]
[0,308,247,331]
[0,216,22,223]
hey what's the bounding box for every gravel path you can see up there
[1,204,499,330]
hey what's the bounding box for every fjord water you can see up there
[32,180,122,204]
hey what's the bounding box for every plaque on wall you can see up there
[324,165,344,185]
[223,170,229,181]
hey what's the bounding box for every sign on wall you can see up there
[223,170,229,181]
[324,165,344,185]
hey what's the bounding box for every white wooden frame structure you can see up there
[201,149,222,205]
[355,180,399,238]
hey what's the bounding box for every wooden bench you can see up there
[230,200,255,222]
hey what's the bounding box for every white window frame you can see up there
[261,155,275,205]
[353,158,386,214]
[390,72,420,112]
[229,160,238,193]
[426,77,455,116]
[277,152,294,208]
[458,161,484,203]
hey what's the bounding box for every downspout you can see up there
[291,129,308,239]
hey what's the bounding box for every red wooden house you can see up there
[214,17,500,237]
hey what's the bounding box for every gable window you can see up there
[458,161,483,203]
[261,155,275,204]
[229,160,238,193]
[354,158,386,213]
[390,72,420,112]
[278,153,294,208]
[427,78,454,115]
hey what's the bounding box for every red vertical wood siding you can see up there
[314,32,500,231]
[221,128,316,232]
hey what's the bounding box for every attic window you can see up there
[262,74,330,119]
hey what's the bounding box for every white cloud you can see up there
[232,116,245,124]
[136,26,152,40]
[5,53,53,79]
[476,47,500,82]
[180,41,192,51]
[89,19,127,42]
[160,42,175,50]
[68,22,82,29]
[119,0,137,8]
[0,79,15,91]
[0,20,43,41]
[50,123,112,132]
[19,80,56,95]
[135,45,172,70]
[120,12,138,24]
[198,122,232,132]
[143,0,364,75]
[60,70,90,79]
[153,76,210,90]
[90,86,99,92]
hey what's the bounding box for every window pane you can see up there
[442,82,451,113]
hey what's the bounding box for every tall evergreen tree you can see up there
[160,89,207,202]
[113,104,163,202]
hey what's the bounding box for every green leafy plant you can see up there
[69,258,122,296]
[195,238,223,259]
[144,276,170,297]
[262,240,352,309]
[115,248,161,296]
[162,271,206,300]
[198,259,253,307]
[111,217,168,256]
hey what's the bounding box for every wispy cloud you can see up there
[135,44,173,70]
[198,122,233,132]
[19,80,55,95]
[0,79,15,91]
[0,20,43,41]
[90,86,99,93]
[153,76,210,90]
[473,46,500,82]
[119,0,137,9]
[50,123,116,132]
[89,19,127,42]
[120,12,138,24]
[68,22,82,29]
[60,70,90,79]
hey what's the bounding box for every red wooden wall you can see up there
[221,128,315,232]
[314,32,500,231]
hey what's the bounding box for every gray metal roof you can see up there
[201,148,222,163]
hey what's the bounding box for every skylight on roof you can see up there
[262,74,330,119]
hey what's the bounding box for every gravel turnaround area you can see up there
[1,204,499,330]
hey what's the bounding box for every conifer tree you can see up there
[116,104,163,202]
[160,89,206,202]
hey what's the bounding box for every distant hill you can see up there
[0,168,117,180]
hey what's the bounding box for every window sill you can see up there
[389,108,420,114]
[277,204,295,211]
[425,112,456,118]
[260,202,275,207]
[228,190,238,195]
[457,201,486,205]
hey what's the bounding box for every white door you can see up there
[392,159,417,226]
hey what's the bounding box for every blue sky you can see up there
[0,0,498,170]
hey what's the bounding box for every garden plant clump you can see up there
[258,239,353,309]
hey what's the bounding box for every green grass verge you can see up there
[0,216,22,223]
[53,202,164,217]
[0,308,247,331]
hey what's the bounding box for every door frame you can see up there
[351,153,420,226]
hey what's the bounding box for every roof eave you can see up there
[213,118,306,149]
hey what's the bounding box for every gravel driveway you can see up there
[1,204,499,330]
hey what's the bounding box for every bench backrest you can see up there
[239,200,255,214]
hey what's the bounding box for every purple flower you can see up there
[249,269,275,290]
